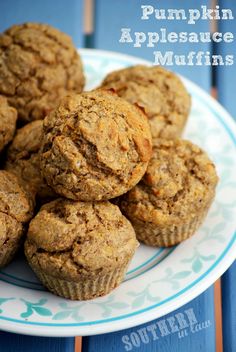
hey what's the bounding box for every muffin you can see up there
[5,120,56,201]
[40,90,152,201]
[0,23,85,123]
[0,170,34,268]
[100,65,191,143]
[25,199,138,300]
[119,139,218,247]
[0,96,17,153]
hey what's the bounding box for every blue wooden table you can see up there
[0,1,235,351]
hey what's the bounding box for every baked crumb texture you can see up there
[0,95,17,153]
[101,65,191,144]
[5,120,56,201]
[25,199,138,300]
[40,90,152,201]
[0,23,85,123]
[119,139,218,247]
[0,170,34,268]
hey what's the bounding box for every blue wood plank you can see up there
[0,0,84,47]
[93,0,211,90]
[83,287,215,352]
[217,0,236,119]
[222,261,236,352]
[0,332,74,352]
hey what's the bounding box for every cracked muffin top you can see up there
[119,139,218,225]
[100,65,191,143]
[40,90,152,201]
[0,23,85,123]
[0,96,17,153]
[0,170,34,223]
[25,199,138,279]
[5,120,56,200]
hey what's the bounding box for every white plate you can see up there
[0,49,236,337]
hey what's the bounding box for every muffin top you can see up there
[0,95,17,152]
[0,22,85,123]
[120,139,218,225]
[101,65,191,142]
[6,120,55,200]
[0,170,34,223]
[25,199,138,280]
[40,90,152,201]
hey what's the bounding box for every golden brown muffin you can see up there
[0,23,85,123]
[119,139,218,247]
[0,96,17,153]
[25,199,138,300]
[5,120,56,201]
[101,65,191,143]
[0,170,34,268]
[40,90,152,201]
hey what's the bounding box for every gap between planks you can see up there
[214,279,223,352]
[212,85,223,352]
[84,0,94,34]
[75,336,82,352]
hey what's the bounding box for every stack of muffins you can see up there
[0,23,218,300]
